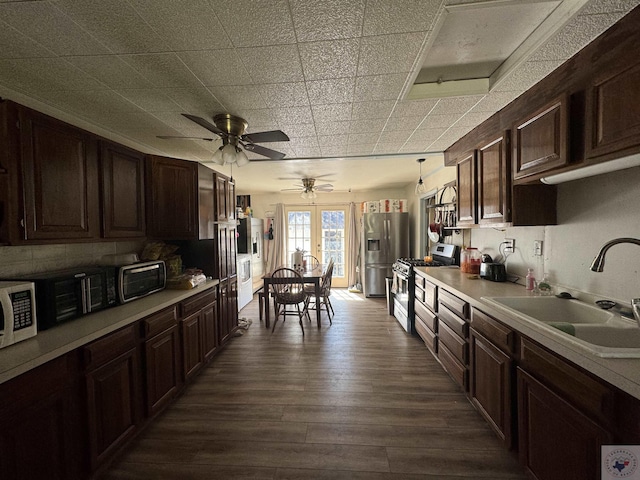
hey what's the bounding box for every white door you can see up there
[285,206,348,288]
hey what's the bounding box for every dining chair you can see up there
[304,258,335,324]
[303,254,320,271]
[269,267,310,335]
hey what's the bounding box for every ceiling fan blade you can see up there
[242,130,290,143]
[157,135,215,141]
[182,114,226,137]
[242,143,287,160]
[281,188,303,191]
[315,183,334,188]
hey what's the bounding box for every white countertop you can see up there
[414,266,640,400]
[0,280,219,385]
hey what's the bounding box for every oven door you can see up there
[392,270,412,332]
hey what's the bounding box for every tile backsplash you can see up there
[0,241,144,277]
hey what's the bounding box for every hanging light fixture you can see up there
[415,158,427,195]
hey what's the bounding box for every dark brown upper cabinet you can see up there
[512,95,569,182]
[585,60,640,162]
[100,141,145,239]
[455,150,477,227]
[478,132,511,226]
[145,155,198,240]
[17,105,101,242]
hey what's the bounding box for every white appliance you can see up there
[237,254,253,311]
[0,281,38,349]
[250,218,265,290]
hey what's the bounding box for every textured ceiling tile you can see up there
[212,0,295,47]
[120,53,204,88]
[318,134,349,147]
[348,132,380,144]
[52,0,169,53]
[271,106,314,125]
[164,88,225,116]
[0,58,105,93]
[357,33,426,76]
[351,100,396,120]
[131,0,232,51]
[354,74,408,101]
[382,116,424,132]
[238,45,304,83]
[178,50,253,86]
[256,82,309,108]
[65,56,155,89]
[347,144,375,154]
[294,146,321,157]
[315,120,351,136]
[417,113,463,129]
[363,0,442,36]
[0,22,54,59]
[115,88,183,112]
[307,77,356,105]
[399,141,430,152]
[42,89,140,117]
[454,111,494,128]
[410,127,447,143]
[0,2,110,56]
[290,0,365,42]
[208,85,267,111]
[391,98,438,117]
[234,109,278,129]
[298,39,360,80]
[580,0,639,15]
[493,60,564,92]
[375,142,403,153]
[312,103,353,123]
[288,136,319,148]
[277,123,316,138]
[472,91,520,112]
[528,12,626,62]
[320,145,348,156]
[349,118,387,134]
[429,96,485,115]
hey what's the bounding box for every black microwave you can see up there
[111,260,166,304]
[4,267,116,330]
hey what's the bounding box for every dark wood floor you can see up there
[101,289,528,479]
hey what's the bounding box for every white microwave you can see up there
[0,281,38,349]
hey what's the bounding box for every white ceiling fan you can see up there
[281,178,334,199]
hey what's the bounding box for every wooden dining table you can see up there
[262,265,324,329]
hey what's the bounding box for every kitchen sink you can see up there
[483,296,614,324]
[482,295,640,358]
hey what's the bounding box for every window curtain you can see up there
[347,202,360,290]
[266,203,286,274]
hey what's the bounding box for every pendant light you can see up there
[415,158,427,195]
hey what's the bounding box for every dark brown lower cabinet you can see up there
[517,368,612,480]
[144,324,181,417]
[181,311,204,381]
[0,354,83,480]
[202,300,219,360]
[469,329,513,449]
[84,325,143,471]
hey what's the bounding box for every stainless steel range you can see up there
[391,243,459,334]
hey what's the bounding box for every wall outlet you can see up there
[534,240,543,256]
[504,238,515,253]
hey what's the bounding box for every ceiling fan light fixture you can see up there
[236,148,250,167]
[415,158,428,195]
[221,143,237,164]
[212,147,224,165]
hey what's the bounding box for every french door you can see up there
[285,206,348,288]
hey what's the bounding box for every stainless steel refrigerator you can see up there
[362,212,409,297]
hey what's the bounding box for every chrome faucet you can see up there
[590,237,640,325]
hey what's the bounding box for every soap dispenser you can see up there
[525,268,536,291]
